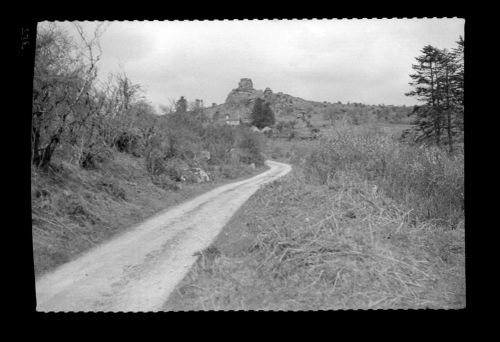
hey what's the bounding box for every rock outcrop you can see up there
[238,78,254,91]
[225,78,263,106]
[220,78,264,122]
[205,78,339,124]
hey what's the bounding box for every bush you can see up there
[303,126,464,226]
[163,158,189,182]
[145,148,164,176]
[202,125,235,164]
[143,116,263,184]
[145,148,189,180]
[235,128,265,166]
[151,174,182,191]
[221,164,241,179]
[219,164,254,180]
[114,131,143,157]
[276,121,286,133]
[80,145,113,170]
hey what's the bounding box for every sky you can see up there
[44,19,464,110]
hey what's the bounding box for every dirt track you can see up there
[35,160,291,312]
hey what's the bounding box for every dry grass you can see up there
[303,123,464,227]
[164,169,465,310]
[164,122,465,311]
[266,122,463,226]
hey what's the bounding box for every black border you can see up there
[10,4,478,330]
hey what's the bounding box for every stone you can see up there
[203,77,343,124]
[226,78,262,104]
[191,168,210,183]
[181,167,210,184]
[197,169,210,183]
[198,150,211,161]
[238,78,254,91]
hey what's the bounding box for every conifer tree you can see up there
[451,36,464,135]
[251,98,276,129]
[175,96,187,113]
[405,39,464,151]
[406,45,444,146]
[250,98,265,129]
[262,102,276,127]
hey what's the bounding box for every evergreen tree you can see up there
[175,96,187,113]
[250,98,265,129]
[406,45,444,146]
[262,102,275,127]
[405,40,464,151]
[251,98,276,129]
[437,48,459,152]
[451,36,464,135]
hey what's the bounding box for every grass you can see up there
[303,123,464,227]
[31,152,267,278]
[164,170,465,310]
[267,122,463,227]
[164,122,465,310]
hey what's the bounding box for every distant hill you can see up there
[203,78,412,125]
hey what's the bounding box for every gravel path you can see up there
[35,160,292,312]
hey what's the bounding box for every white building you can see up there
[225,113,241,126]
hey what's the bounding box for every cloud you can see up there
[43,19,464,109]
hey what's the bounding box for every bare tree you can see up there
[159,98,179,115]
[32,23,108,169]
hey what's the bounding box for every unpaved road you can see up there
[35,160,291,312]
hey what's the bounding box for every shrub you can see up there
[220,164,248,179]
[235,128,265,166]
[276,121,286,133]
[151,174,182,191]
[303,126,464,226]
[79,145,113,170]
[114,131,143,157]
[145,147,166,176]
[163,158,189,182]
[202,125,235,164]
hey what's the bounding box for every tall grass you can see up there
[164,122,465,310]
[303,124,464,228]
[166,169,465,310]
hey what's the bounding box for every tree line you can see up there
[405,37,464,152]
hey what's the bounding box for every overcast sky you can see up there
[46,19,464,109]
